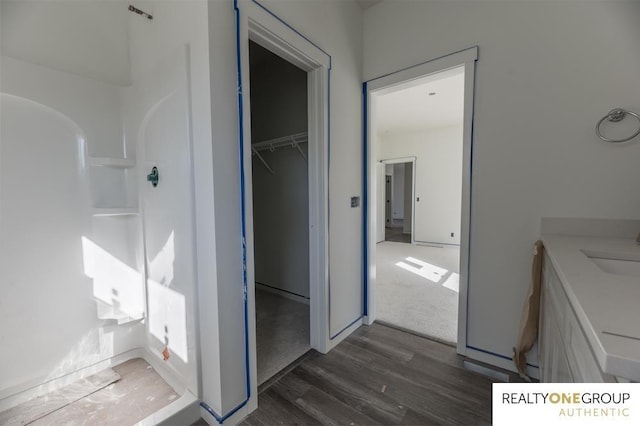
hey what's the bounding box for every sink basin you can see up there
[582,250,640,278]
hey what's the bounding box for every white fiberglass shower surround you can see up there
[0,1,201,424]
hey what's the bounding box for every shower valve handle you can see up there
[147,166,159,187]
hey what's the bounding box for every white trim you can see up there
[365,47,477,355]
[380,156,415,164]
[367,47,477,93]
[465,347,540,380]
[457,55,476,354]
[236,0,330,418]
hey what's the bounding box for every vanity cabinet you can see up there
[539,253,614,383]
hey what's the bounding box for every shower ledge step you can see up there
[92,207,139,217]
[88,157,136,168]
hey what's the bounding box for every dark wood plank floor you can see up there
[239,323,515,426]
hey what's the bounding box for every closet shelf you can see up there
[251,132,308,174]
[88,157,136,168]
[252,132,308,152]
[92,207,139,217]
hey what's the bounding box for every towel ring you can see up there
[596,108,640,143]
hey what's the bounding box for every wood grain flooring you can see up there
[239,323,518,426]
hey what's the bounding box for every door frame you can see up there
[233,0,331,419]
[379,156,416,244]
[363,47,477,355]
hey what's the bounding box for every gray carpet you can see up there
[256,289,310,385]
[385,226,411,243]
[376,241,459,344]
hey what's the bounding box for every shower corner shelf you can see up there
[88,157,136,168]
[92,207,139,217]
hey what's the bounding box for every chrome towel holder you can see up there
[596,108,640,143]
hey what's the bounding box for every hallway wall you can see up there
[365,0,640,370]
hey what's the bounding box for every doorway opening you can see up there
[374,68,464,344]
[248,41,311,385]
[379,159,414,244]
[365,47,477,354]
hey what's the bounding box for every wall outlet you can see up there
[451,232,455,237]
[351,196,360,208]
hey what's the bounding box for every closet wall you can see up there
[249,42,309,299]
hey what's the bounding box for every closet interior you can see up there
[248,41,311,385]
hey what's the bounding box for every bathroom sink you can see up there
[582,250,640,278]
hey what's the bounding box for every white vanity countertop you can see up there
[541,234,640,381]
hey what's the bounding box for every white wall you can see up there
[379,126,463,245]
[206,0,363,419]
[0,56,124,158]
[365,0,640,368]
[392,163,404,219]
[0,0,131,86]
[252,147,310,298]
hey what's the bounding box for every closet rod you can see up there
[252,132,308,152]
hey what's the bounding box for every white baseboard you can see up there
[465,347,540,380]
[256,282,309,305]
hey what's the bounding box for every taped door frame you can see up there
[363,47,477,355]
[235,0,330,417]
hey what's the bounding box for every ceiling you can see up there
[375,67,465,135]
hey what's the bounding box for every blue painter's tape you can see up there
[329,315,364,340]
[362,82,368,318]
[198,1,251,423]
[201,400,248,424]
